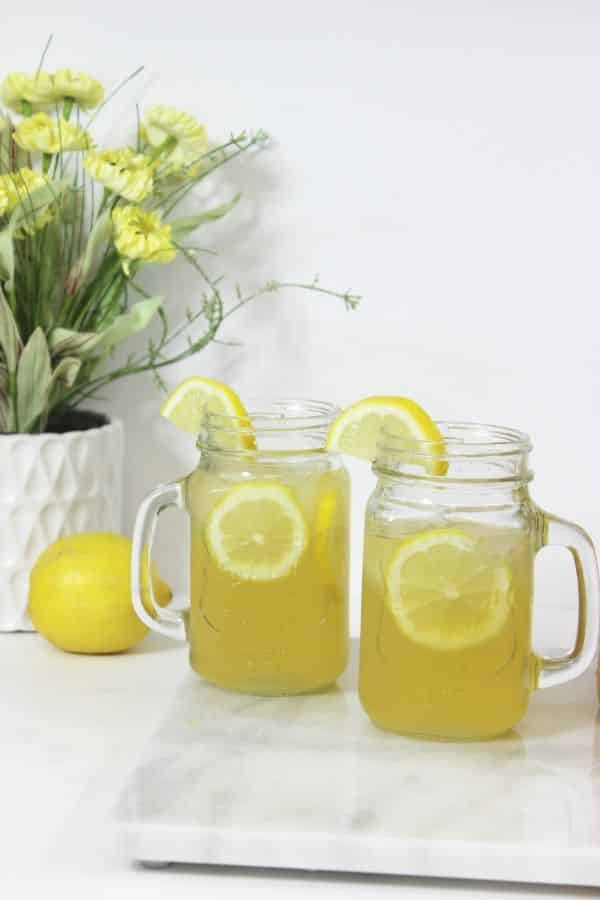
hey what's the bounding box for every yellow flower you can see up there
[112,205,176,269]
[1,72,55,112]
[0,177,11,217]
[13,113,92,154]
[51,70,104,110]
[0,167,48,214]
[0,168,52,235]
[142,105,208,173]
[83,148,154,202]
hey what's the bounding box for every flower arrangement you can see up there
[0,50,359,434]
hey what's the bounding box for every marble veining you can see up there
[117,643,600,886]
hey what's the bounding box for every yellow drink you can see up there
[186,454,350,695]
[359,521,536,740]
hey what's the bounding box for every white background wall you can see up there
[4,1,600,636]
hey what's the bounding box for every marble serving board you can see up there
[117,642,600,887]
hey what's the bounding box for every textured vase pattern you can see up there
[0,420,124,631]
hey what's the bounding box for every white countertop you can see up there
[1,621,596,900]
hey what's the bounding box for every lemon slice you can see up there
[205,481,308,581]
[314,487,339,579]
[160,376,254,448]
[386,528,512,650]
[325,396,447,475]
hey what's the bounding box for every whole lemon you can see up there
[29,532,172,654]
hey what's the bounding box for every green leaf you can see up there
[0,122,10,177]
[0,224,15,289]
[0,177,70,289]
[10,176,71,233]
[52,356,81,387]
[66,209,112,295]
[0,286,22,372]
[0,395,9,433]
[96,297,163,352]
[16,327,51,431]
[47,356,81,404]
[61,186,84,226]
[169,194,241,239]
[49,327,102,358]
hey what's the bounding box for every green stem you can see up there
[58,277,357,412]
[158,134,264,218]
[84,65,145,130]
[147,135,177,163]
[97,188,111,216]
[269,281,361,311]
[59,329,215,407]
[36,34,53,75]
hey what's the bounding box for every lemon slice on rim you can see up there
[205,481,308,581]
[325,396,447,475]
[160,376,255,448]
[385,528,512,650]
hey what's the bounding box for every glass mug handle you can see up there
[131,481,187,641]
[535,510,600,689]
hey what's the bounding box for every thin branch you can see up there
[270,280,361,311]
[58,270,356,411]
[135,103,142,152]
[36,34,53,75]
[158,131,266,218]
[84,65,145,130]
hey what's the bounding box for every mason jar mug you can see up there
[359,423,600,740]
[132,400,350,695]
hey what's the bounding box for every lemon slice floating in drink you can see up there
[206,481,308,581]
[160,376,255,449]
[385,528,513,650]
[313,485,342,586]
[325,395,447,475]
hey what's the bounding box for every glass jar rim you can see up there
[374,420,533,485]
[198,397,339,452]
[376,420,532,460]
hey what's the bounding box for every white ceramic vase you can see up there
[0,416,124,632]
